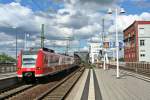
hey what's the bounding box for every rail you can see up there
[0,66,83,99]
[36,67,85,100]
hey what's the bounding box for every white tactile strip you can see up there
[88,69,95,100]
[81,69,90,100]
[65,69,89,100]
[93,69,102,100]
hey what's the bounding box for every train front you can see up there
[17,50,38,81]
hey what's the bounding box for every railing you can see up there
[0,63,16,73]
[108,62,150,76]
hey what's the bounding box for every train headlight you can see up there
[36,67,41,70]
[17,68,21,70]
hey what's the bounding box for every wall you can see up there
[138,24,150,62]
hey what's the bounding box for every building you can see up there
[89,43,102,64]
[74,51,89,63]
[124,21,150,62]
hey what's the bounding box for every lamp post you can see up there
[102,18,106,70]
[108,8,125,78]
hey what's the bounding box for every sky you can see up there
[0,0,149,57]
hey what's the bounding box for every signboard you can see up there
[109,42,116,48]
[119,42,123,48]
[103,42,109,48]
[103,42,124,48]
[91,43,100,48]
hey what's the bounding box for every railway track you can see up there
[0,82,24,94]
[0,67,84,100]
[0,84,36,99]
[36,67,84,100]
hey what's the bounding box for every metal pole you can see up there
[115,8,119,78]
[78,39,80,52]
[41,24,44,48]
[102,18,106,70]
[53,40,56,49]
[104,50,106,70]
[66,37,70,54]
[67,40,68,54]
[24,33,26,50]
[16,32,17,63]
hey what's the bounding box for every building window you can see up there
[140,27,144,29]
[139,28,144,34]
[140,50,145,52]
[140,54,145,57]
[140,40,145,46]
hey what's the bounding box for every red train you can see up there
[17,48,78,82]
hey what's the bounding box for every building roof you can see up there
[123,20,150,32]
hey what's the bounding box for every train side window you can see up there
[48,56,50,66]
[48,55,59,66]
[44,55,48,64]
[49,55,53,65]
[59,57,62,65]
[62,57,65,64]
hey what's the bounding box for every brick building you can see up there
[124,21,150,62]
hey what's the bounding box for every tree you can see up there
[119,57,124,62]
[0,53,16,63]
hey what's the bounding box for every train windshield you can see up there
[22,55,37,68]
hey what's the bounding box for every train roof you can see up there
[22,48,74,58]
[22,47,55,54]
[22,50,38,55]
[58,53,74,57]
[42,48,55,53]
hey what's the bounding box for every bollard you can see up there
[148,63,150,73]
[144,63,146,72]
[135,63,138,73]
[0,67,1,73]
[137,63,139,73]
[146,63,148,73]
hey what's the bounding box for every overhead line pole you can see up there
[16,30,17,62]
[102,18,106,70]
[41,24,45,48]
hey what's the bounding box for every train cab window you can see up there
[22,55,37,68]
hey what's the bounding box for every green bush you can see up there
[119,57,124,61]
[0,53,16,63]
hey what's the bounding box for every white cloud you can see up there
[141,12,150,20]
[108,12,150,33]
[105,12,150,44]
[80,46,89,51]
[0,1,150,57]
[0,2,33,27]
[75,23,101,39]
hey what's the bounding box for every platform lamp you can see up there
[108,8,125,78]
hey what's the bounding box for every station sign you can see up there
[103,42,124,48]
[103,42,109,48]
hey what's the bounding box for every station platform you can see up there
[0,72,16,80]
[66,68,150,100]
[0,72,18,90]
